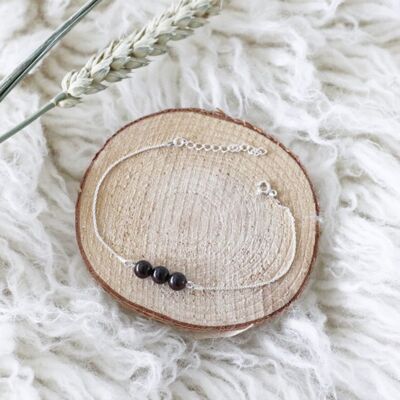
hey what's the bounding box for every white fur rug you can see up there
[1,0,400,399]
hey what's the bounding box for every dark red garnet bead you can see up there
[152,266,170,284]
[168,272,187,291]
[134,260,153,279]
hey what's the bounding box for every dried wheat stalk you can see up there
[0,0,221,143]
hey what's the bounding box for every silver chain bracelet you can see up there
[93,137,295,291]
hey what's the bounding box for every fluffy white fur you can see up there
[0,0,400,399]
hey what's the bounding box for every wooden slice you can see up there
[76,108,319,334]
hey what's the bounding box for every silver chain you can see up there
[168,137,267,157]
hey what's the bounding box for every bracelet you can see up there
[93,137,296,291]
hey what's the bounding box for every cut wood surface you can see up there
[76,108,319,334]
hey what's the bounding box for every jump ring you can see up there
[173,137,186,147]
[220,145,228,153]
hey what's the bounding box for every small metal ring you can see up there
[257,148,267,156]
[220,145,228,153]
[173,137,186,147]
[228,144,239,152]
[186,141,195,149]
[269,189,278,198]
[257,180,271,194]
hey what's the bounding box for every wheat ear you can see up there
[0,0,221,143]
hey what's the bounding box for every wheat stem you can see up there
[0,0,103,103]
[0,93,67,144]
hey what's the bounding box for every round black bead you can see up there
[168,272,187,291]
[134,260,153,279]
[152,266,170,284]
